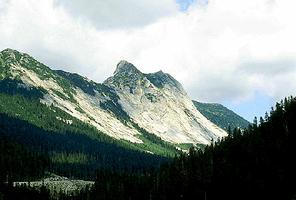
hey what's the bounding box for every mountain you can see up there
[104,60,227,144]
[193,101,250,130]
[0,48,226,147]
[0,49,174,179]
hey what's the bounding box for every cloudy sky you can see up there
[1,0,296,121]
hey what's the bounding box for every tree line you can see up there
[1,96,296,199]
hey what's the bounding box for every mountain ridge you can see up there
[193,100,250,130]
[0,48,227,150]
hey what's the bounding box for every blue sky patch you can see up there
[176,0,196,11]
[176,0,208,11]
[223,92,275,122]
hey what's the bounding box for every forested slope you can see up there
[193,100,250,130]
[77,96,296,200]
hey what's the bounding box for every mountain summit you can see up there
[0,49,227,154]
[104,60,145,89]
[114,60,141,75]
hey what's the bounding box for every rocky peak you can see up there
[1,49,24,79]
[1,48,16,54]
[104,61,145,89]
[114,60,142,75]
[1,48,20,61]
[0,49,38,69]
[105,61,187,95]
[146,70,185,94]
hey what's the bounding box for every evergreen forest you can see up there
[1,96,296,199]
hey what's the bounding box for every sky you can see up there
[1,0,296,121]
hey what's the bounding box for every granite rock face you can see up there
[105,61,227,144]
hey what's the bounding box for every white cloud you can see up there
[0,0,296,105]
[54,0,179,29]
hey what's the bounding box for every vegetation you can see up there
[0,49,78,102]
[55,70,99,96]
[56,69,131,120]
[1,49,180,157]
[55,69,179,156]
[0,90,178,155]
[0,89,171,180]
[3,49,296,199]
[132,122,178,157]
[57,96,292,200]
[0,111,169,180]
[0,79,45,99]
[59,96,296,200]
[0,183,51,200]
[0,138,49,182]
[193,100,250,130]
[144,93,158,102]
[3,96,295,199]
[147,96,296,200]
